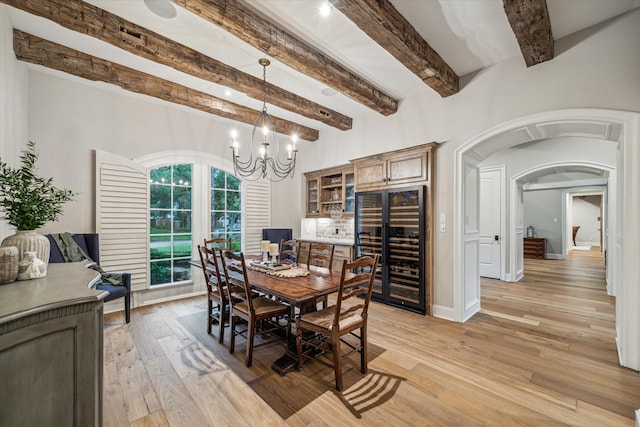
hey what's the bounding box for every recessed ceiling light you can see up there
[144,0,177,19]
[225,89,232,96]
[319,1,332,17]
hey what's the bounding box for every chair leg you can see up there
[246,318,255,367]
[360,325,368,374]
[124,294,131,324]
[296,322,303,369]
[218,303,225,344]
[333,333,343,391]
[207,298,213,334]
[229,315,236,354]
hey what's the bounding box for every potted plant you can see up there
[0,141,75,274]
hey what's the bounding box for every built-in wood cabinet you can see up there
[352,142,437,315]
[351,143,436,191]
[304,164,354,217]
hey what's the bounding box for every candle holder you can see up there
[261,240,270,262]
[269,242,279,264]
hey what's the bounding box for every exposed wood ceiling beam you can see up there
[333,0,459,97]
[13,30,319,141]
[503,0,554,67]
[1,0,351,131]
[172,0,399,116]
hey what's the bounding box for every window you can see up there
[149,164,192,285]
[210,168,242,251]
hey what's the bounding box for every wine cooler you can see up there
[354,186,426,314]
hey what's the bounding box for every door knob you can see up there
[494,235,499,241]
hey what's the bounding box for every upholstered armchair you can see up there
[47,233,131,323]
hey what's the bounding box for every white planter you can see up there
[0,246,19,284]
[1,230,50,269]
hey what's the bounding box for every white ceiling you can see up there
[3,0,640,134]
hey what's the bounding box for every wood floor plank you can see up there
[117,358,163,423]
[130,410,171,427]
[102,249,640,426]
[144,355,210,426]
[102,360,130,427]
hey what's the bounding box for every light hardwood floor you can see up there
[103,248,639,426]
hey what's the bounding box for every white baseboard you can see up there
[432,304,456,321]
[636,409,639,427]
[140,290,206,307]
[546,253,563,260]
[515,269,524,282]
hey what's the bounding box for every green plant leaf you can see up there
[0,141,76,230]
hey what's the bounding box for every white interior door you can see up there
[479,168,502,279]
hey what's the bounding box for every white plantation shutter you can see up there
[244,179,271,253]
[96,150,149,291]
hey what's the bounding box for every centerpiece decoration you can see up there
[0,141,76,280]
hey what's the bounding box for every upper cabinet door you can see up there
[352,143,436,192]
[354,158,386,189]
[305,176,320,217]
[386,151,428,187]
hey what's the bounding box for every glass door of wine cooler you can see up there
[354,192,383,297]
[386,187,424,310]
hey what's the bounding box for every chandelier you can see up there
[230,58,298,182]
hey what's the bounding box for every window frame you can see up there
[210,168,243,251]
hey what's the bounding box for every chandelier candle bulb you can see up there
[287,144,292,160]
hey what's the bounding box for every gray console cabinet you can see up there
[0,262,105,426]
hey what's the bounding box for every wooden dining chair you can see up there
[219,250,292,367]
[197,244,238,343]
[296,254,380,391]
[280,239,299,264]
[204,237,232,251]
[307,242,335,308]
[307,242,335,269]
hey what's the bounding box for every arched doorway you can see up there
[453,108,640,371]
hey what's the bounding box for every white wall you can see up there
[523,189,563,255]
[572,195,602,246]
[2,9,639,318]
[0,8,28,241]
[23,70,256,235]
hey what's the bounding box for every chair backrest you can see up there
[204,237,232,251]
[280,239,299,263]
[47,233,100,264]
[262,228,292,245]
[198,244,226,298]
[307,242,334,270]
[219,250,254,313]
[333,254,380,329]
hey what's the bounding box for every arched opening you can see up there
[453,108,640,371]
